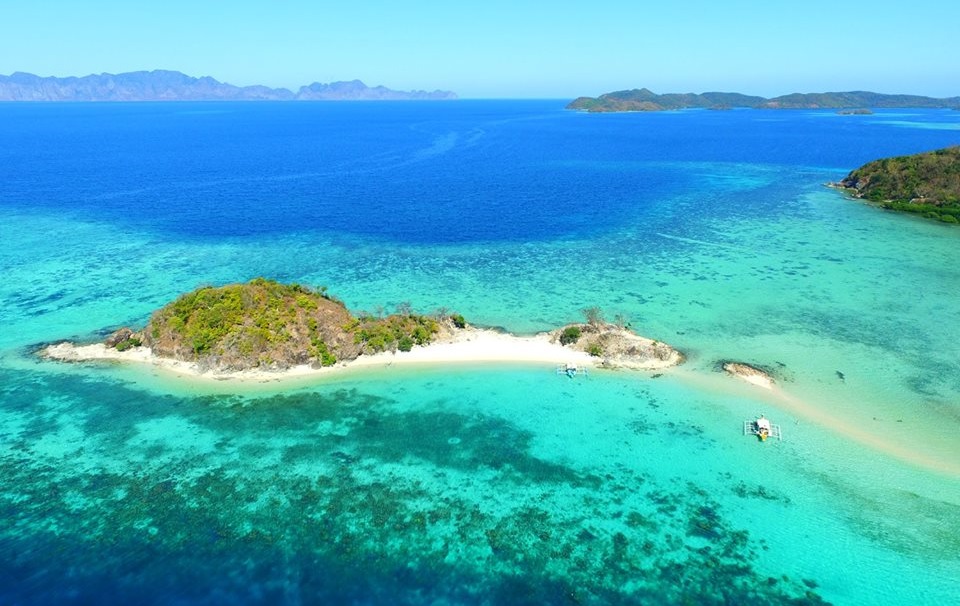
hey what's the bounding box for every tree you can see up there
[581,306,604,328]
[560,326,581,345]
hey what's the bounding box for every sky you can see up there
[2,1,958,99]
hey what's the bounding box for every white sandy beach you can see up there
[42,327,678,384]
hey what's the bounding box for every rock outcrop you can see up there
[722,362,775,389]
[551,322,683,369]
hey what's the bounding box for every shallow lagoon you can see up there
[1,101,959,604]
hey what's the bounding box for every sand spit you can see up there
[41,326,680,384]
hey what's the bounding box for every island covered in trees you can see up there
[567,88,960,112]
[42,278,684,377]
[832,146,960,224]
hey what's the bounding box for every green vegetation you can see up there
[450,313,467,329]
[145,278,455,370]
[114,336,141,352]
[348,313,440,354]
[559,326,582,346]
[567,89,960,113]
[159,278,309,356]
[836,146,960,223]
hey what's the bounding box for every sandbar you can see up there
[41,332,960,478]
[42,327,679,384]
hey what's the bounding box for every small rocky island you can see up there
[43,279,683,378]
[831,146,960,224]
[721,362,776,389]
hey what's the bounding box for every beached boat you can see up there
[744,415,782,441]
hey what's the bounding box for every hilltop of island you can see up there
[567,88,960,112]
[0,70,457,102]
[831,146,960,224]
[42,278,683,378]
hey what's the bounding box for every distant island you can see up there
[567,88,960,112]
[42,278,682,380]
[831,146,960,224]
[0,70,457,102]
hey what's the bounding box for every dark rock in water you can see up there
[105,327,135,348]
[836,370,846,382]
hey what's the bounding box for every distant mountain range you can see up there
[0,70,457,102]
[567,88,960,112]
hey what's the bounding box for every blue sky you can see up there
[2,1,957,98]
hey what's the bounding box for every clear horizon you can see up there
[4,1,958,99]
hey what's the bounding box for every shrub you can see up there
[451,313,467,329]
[398,336,414,352]
[560,326,582,345]
[940,214,958,223]
[412,325,432,345]
[366,335,388,352]
[296,294,318,310]
[310,338,337,366]
[115,337,141,352]
[587,344,604,357]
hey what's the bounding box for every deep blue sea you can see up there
[2,101,959,605]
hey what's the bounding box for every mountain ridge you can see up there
[568,88,960,112]
[0,70,457,101]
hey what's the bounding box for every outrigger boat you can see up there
[744,414,782,441]
[556,362,588,378]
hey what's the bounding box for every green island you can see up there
[567,88,960,112]
[75,278,682,374]
[832,146,960,224]
[126,278,457,371]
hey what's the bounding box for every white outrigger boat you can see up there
[744,414,782,441]
[556,362,588,378]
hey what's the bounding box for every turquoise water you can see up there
[2,102,959,604]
